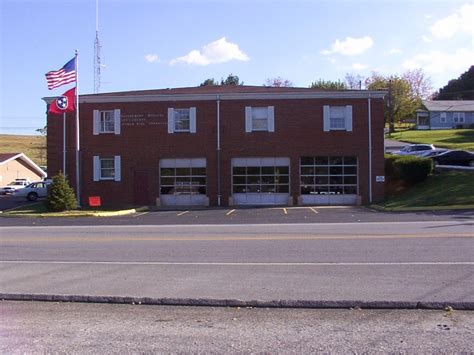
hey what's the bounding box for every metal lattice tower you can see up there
[94,0,101,93]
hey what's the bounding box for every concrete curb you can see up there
[1,294,473,310]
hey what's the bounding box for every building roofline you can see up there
[0,153,46,178]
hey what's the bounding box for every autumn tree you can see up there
[220,73,243,86]
[199,78,219,86]
[264,77,293,87]
[345,73,364,90]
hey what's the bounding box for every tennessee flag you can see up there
[49,87,76,115]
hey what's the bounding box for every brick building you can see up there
[46,86,386,207]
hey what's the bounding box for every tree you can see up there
[433,66,474,100]
[199,78,219,87]
[365,72,420,133]
[345,73,364,90]
[220,73,243,86]
[47,172,77,212]
[402,69,433,100]
[264,77,293,87]
[310,79,346,90]
[36,125,47,136]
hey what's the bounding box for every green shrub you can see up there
[384,154,400,179]
[47,172,77,212]
[392,156,432,183]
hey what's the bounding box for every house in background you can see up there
[0,153,47,185]
[416,100,474,130]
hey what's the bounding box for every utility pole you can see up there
[388,79,394,136]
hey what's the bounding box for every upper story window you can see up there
[100,111,115,133]
[245,106,275,132]
[168,107,197,133]
[453,112,465,123]
[323,105,353,132]
[93,109,121,135]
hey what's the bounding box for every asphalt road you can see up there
[1,220,473,305]
[1,301,473,353]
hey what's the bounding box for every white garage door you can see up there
[232,157,290,205]
[300,156,358,205]
[159,158,207,206]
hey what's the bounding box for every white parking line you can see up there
[309,207,318,214]
[226,209,236,216]
[177,211,189,216]
[283,208,288,215]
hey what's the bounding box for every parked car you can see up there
[418,149,448,158]
[391,144,436,156]
[13,181,51,201]
[430,150,474,167]
[0,179,31,195]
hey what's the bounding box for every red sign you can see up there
[88,196,101,207]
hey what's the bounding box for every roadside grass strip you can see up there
[1,202,147,218]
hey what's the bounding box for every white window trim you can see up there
[323,105,353,132]
[93,109,121,135]
[245,106,275,133]
[453,112,465,123]
[168,107,197,133]
[93,155,121,182]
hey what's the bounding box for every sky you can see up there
[0,0,473,135]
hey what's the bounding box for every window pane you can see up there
[330,186,343,194]
[330,176,343,185]
[344,176,357,185]
[301,176,314,185]
[276,176,289,184]
[161,168,174,176]
[247,185,259,193]
[247,167,260,175]
[314,186,329,194]
[191,177,206,185]
[252,107,268,119]
[176,168,190,176]
[315,176,328,184]
[344,166,357,175]
[330,157,343,165]
[301,167,314,175]
[233,176,246,185]
[301,185,313,195]
[275,166,289,175]
[344,186,357,194]
[191,168,206,176]
[315,157,328,165]
[247,175,260,184]
[261,175,275,184]
[261,185,276,193]
[233,167,246,175]
[276,185,289,193]
[160,177,174,185]
[233,185,246,193]
[252,118,268,130]
[315,167,328,175]
[261,166,274,175]
[176,176,190,184]
[344,156,357,165]
[160,186,174,195]
[300,157,314,166]
[330,166,343,175]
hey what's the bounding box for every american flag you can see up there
[45,57,76,90]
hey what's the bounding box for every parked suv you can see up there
[392,144,436,156]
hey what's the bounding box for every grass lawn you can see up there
[0,134,46,166]
[387,129,474,151]
[379,171,474,211]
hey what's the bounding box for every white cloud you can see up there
[389,48,402,55]
[351,63,368,70]
[429,3,474,39]
[321,36,373,56]
[402,48,474,74]
[145,54,160,63]
[170,37,249,66]
[421,35,432,43]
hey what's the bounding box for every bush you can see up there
[384,154,400,179]
[392,156,432,183]
[47,172,77,212]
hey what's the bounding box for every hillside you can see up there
[0,134,47,166]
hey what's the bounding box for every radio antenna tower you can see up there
[94,0,101,93]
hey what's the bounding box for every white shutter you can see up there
[167,108,174,133]
[114,156,121,182]
[245,106,252,132]
[93,110,100,135]
[190,107,197,133]
[267,106,275,132]
[114,109,121,135]
[93,156,100,181]
[323,105,330,132]
[345,105,353,132]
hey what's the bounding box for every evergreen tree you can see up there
[47,172,77,212]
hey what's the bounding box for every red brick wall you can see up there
[47,96,385,207]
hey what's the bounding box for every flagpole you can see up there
[63,112,66,175]
[75,49,81,207]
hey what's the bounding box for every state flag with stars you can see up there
[49,87,76,115]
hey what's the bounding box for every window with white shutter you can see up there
[323,105,353,132]
[93,109,121,135]
[245,106,275,132]
[167,107,197,133]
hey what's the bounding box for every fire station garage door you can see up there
[300,156,358,205]
[232,157,290,205]
[159,158,207,206]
